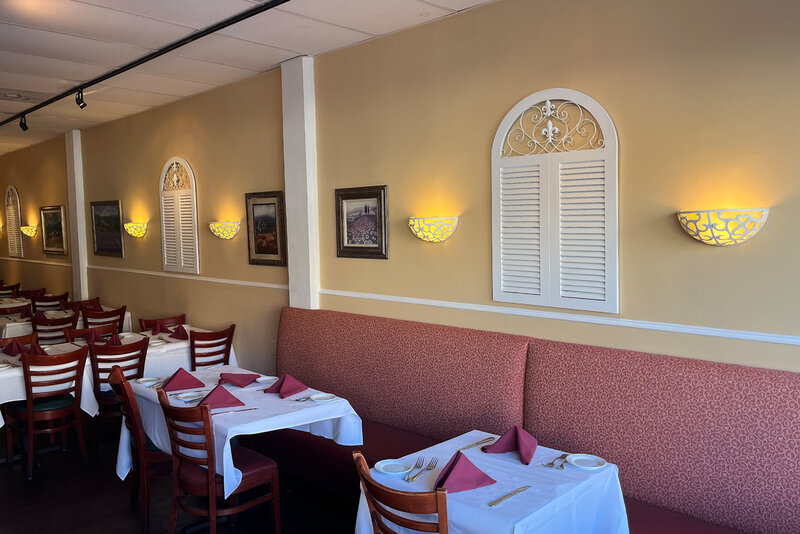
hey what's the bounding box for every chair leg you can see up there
[74,412,87,460]
[26,418,34,480]
[129,464,140,503]
[168,476,180,534]
[209,494,217,534]
[141,469,151,533]
[5,415,13,465]
[272,470,281,534]
[229,495,238,527]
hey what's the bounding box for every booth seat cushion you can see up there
[276,307,529,441]
[524,339,800,534]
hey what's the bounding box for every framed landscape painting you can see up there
[245,191,287,266]
[335,185,388,259]
[39,205,67,255]
[90,200,124,258]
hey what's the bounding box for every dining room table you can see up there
[116,364,364,497]
[354,429,629,534]
[0,302,134,338]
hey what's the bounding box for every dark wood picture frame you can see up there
[245,191,287,266]
[335,185,388,259]
[90,200,124,258]
[39,205,68,255]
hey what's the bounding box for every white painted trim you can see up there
[65,130,88,299]
[0,257,72,267]
[320,288,800,347]
[87,264,288,291]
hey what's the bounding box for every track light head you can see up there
[75,90,86,109]
[19,115,28,131]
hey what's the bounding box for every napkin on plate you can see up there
[151,322,172,335]
[481,425,538,465]
[23,344,48,356]
[169,324,189,340]
[263,373,308,398]
[434,451,496,493]
[3,340,24,356]
[105,333,122,346]
[162,367,205,392]
[200,384,245,410]
[219,372,260,388]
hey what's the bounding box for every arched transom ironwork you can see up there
[162,161,192,191]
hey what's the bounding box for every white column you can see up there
[281,56,320,309]
[65,130,88,299]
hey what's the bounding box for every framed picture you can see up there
[39,205,68,255]
[245,191,287,266]
[90,200,124,258]
[335,185,388,259]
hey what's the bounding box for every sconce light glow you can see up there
[408,216,459,243]
[20,225,37,237]
[209,221,240,240]
[677,209,769,246]
[123,222,148,238]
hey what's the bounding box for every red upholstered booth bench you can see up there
[247,307,799,534]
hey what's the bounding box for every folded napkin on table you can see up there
[219,372,260,388]
[3,340,24,356]
[263,373,308,398]
[481,425,538,465]
[162,367,205,392]
[33,311,47,322]
[200,384,245,410]
[85,329,99,345]
[105,333,122,346]
[169,324,189,340]
[151,322,172,335]
[23,344,48,356]
[434,451,496,494]
[20,306,30,319]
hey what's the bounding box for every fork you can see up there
[403,456,425,482]
[408,457,438,482]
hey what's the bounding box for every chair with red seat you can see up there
[61,297,102,314]
[0,303,30,318]
[156,388,280,534]
[63,324,118,343]
[0,282,20,298]
[14,287,46,300]
[32,291,69,312]
[89,338,148,420]
[109,366,170,532]
[190,324,235,371]
[83,305,127,334]
[31,312,79,345]
[3,346,89,479]
[138,314,186,332]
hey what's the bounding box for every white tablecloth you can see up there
[355,429,629,534]
[117,364,363,497]
[0,308,133,338]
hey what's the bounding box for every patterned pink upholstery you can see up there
[524,339,800,534]
[276,307,528,440]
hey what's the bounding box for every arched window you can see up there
[159,157,199,274]
[5,186,22,258]
[491,88,618,313]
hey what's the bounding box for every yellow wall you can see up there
[81,69,288,373]
[314,0,800,371]
[0,136,73,293]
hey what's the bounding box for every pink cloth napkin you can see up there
[434,451,496,494]
[105,333,122,346]
[481,426,538,465]
[263,373,308,398]
[200,384,245,410]
[219,373,260,388]
[3,340,24,356]
[151,322,172,335]
[162,367,205,392]
[24,344,47,356]
[85,329,99,345]
[169,324,189,340]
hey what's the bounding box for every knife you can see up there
[458,437,496,451]
[488,485,531,507]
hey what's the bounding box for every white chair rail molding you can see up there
[677,208,769,246]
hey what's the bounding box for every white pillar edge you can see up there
[65,130,89,299]
[281,56,320,309]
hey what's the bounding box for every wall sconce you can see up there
[20,225,37,237]
[123,222,148,238]
[408,216,459,243]
[209,221,240,240]
[677,208,769,246]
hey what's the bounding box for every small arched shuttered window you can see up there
[492,88,618,313]
[5,186,22,258]
[159,157,199,274]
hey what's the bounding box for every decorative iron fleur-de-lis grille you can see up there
[162,162,191,191]
[502,99,604,157]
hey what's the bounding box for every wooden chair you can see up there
[61,297,102,313]
[88,338,148,420]
[83,305,127,334]
[3,346,89,479]
[0,303,30,318]
[353,451,449,534]
[0,282,20,298]
[64,324,118,343]
[0,332,38,351]
[31,312,79,345]
[14,287,46,300]
[190,324,235,371]
[139,314,186,332]
[156,388,281,534]
[109,366,171,532]
[32,291,69,312]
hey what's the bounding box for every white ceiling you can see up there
[0,0,493,156]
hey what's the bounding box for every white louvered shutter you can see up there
[159,158,199,274]
[177,191,198,272]
[161,193,178,269]
[6,187,22,258]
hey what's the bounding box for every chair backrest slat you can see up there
[32,312,79,345]
[32,292,69,312]
[0,282,20,298]
[139,314,186,332]
[190,324,235,370]
[89,338,148,399]
[61,297,101,314]
[15,287,46,300]
[0,332,37,350]
[63,324,117,343]
[83,305,127,334]
[0,303,30,318]
[22,347,88,400]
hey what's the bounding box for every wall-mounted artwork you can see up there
[90,200,124,258]
[335,185,388,259]
[245,191,287,266]
[40,205,67,255]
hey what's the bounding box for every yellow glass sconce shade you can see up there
[209,221,240,239]
[408,216,459,243]
[123,222,148,238]
[677,209,768,246]
[20,225,37,237]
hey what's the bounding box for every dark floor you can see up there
[0,423,355,534]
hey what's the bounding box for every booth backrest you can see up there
[276,307,529,441]
[524,339,800,534]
